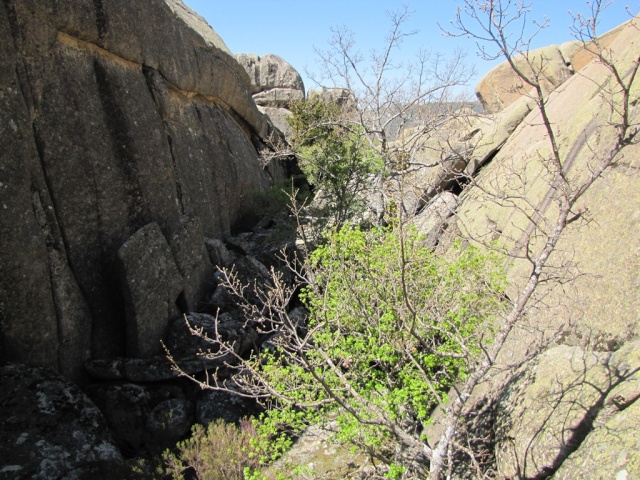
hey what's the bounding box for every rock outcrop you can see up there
[236,53,305,136]
[0,0,290,381]
[457,16,640,348]
[419,15,640,478]
[475,22,628,113]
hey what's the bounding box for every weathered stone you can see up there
[164,312,258,358]
[288,306,309,331]
[410,192,459,248]
[226,231,256,255]
[253,87,304,108]
[205,237,234,268]
[233,256,274,304]
[123,354,227,382]
[269,423,368,479]
[605,339,640,413]
[308,87,354,107]
[207,285,233,313]
[464,95,535,177]
[87,383,192,454]
[0,0,286,377]
[170,216,214,311]
[196,390,258,425]
[259,105,294,137]
[165,313,220,356]
[494,346,614,478]
[146,398,193,442]
[395,124,472,214]
[86,383,151,454]
[475,22,628,113]
[118,223,184,358]
[0,364,123,478]
[236,53,304,97]
[85,358,127,380]
[476,44,575,113]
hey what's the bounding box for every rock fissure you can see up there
[166,133,186,215]
[30,122,73,259]
[30,189,62,372]
[511,114,602,258]
[57,32,139,70]
[91,0,107,42]
[93,57,151,232]
[140,65,187,216]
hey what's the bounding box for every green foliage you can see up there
[385,463,407,479]
[163,418,259,480]
[241,224,506,470]
[288,98,383,227]
[245,182,297,219]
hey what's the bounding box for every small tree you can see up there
[287,97,383,228]
[300,5,476,225]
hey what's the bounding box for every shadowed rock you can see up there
[0,363,124,478]
[0,0,287,379]
[118,223,184,358]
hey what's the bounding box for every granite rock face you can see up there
[415,16,640,478]
[457,16,640,348]
[445,16,640,478]
[0,0,287,380]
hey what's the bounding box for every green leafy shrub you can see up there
[220,224,506,473]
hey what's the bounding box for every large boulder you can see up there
[476,43,575,114]
[457,16,640,349]
[236,53,305,105]
[410,192,459,248]
[0,363,124,479]
[86,382,193,455]
[494,346,614,478]
[307,87,354,107]
[476,22,628,113]
[0,0,287,380]
[164,312,258,358]
[551,339,640,479]
[117,223,184,358]
[236,53,305,136]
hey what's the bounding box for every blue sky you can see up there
[183,1,635,96]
